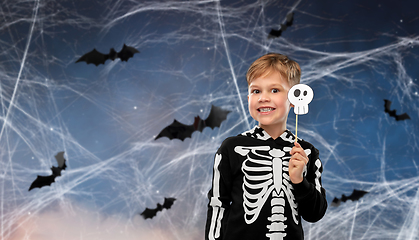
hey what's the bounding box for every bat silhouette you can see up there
[155,105,231,141]
[28,151,67,191]
[140,197,176,219]
[384,99,410,121]
[331,189,368,207]
[268,12,294,39]
[76,44,139,66]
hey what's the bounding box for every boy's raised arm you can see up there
[292,146,327,222]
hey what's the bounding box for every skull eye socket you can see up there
[303,90,307,96]
[294,89,301,97]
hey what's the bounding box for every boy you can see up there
[205,53,327,240]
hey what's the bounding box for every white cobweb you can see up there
[1,0,418,239]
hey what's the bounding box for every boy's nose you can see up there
[258,93,270,102]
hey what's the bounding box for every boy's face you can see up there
[248,71,292,131]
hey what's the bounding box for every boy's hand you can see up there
[289,141,308,184]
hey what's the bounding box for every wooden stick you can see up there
[295,114,298,142]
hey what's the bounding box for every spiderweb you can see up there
[1,0,418,239]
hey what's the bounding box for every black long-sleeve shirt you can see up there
[205,126,327,240]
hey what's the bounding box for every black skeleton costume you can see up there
[205,126,327,240]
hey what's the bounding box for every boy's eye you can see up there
[252,89,260,94]
[271,89,279,93]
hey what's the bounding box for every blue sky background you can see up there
[1,0,418,239]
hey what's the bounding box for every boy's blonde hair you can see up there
[246,53,301,87]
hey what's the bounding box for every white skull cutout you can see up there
[288,84,314,115]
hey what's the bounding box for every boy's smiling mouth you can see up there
[258,107,275,113]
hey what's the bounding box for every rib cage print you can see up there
[234,144,310,240]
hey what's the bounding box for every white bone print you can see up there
[266,191,287,240]
[234,145,299,239]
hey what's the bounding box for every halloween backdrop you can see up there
[1,0,418,239]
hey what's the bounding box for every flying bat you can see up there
[268,12,294,39]
[75,44,140,66]
[140,197,176,219]
[331,189,368,207]
[384,99,410,121]
[155,105,231,141]
[28,151,67,191]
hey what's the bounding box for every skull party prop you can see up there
[288,84,314,115]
